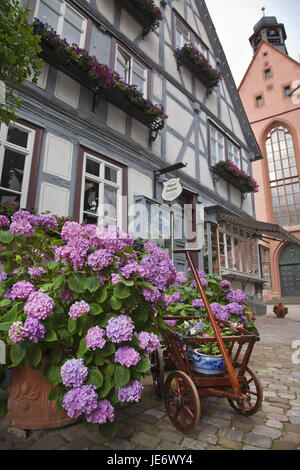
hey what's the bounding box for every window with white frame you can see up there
[209,123,242,169]
[0,122,36,208]
[203,222,261,277]
[175,16,208,59]
[81,154,122,227]
[218,224,260,275]
[115,45,148,97]
[210,127,225,166]
[35,0,87,47]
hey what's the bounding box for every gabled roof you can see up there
[238,39,300,91]
[195,0,262,161]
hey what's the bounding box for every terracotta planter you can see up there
[273,303,288,318]
[6,361,77,430]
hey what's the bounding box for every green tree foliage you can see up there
[0,0,42,124]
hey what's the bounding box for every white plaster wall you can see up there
[166,97,193,136]
[215,180,228,200]
[167,82,191,109]
[139,33,160,64]
[107,104,126,134]
[54,72,80,108]
[95,0,115,24]
[43,133,73,181]
[38,182,70,217]
[166,133,183,165]
[153,73,163,100]
[131,119,148,147]
[120,9,142,41]
[230,186,242,207]
[127,168,153,207]
[199,157,214,190]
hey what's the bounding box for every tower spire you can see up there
[262,6,266,17]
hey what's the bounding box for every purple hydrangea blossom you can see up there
[106,315,134,343]
[24,291,55,320]
[226,289,247,304]
[165,319,177,328]
[115,346,141,367]
[85,399,115,424]
[0,272,8,282]
[11,210,35,224]
[0,215,10,227]
[175,271,187,285]
[120,261,148,279]
[60,358,88,387]
[32,213,58,230]
[90,225,133,254]
[85,326,106,351]
[8,321,27,344]
[227,302,245,316]
[142,287,163,303]
[68,300,90,320]
[87,249,114,271]
[137,331,160,354]
[53,236,89,271]
[61,221,85,242]
[118,380,144,403]
[62,385,98,419]
[220,280,231,288]
[192,298,204,308]
[9,220,35,237]
[210,303,230,322]
[140,241,176,291]
[172,292,182,303]
[111,273,121,284]
[27,267,46,278]
[23,317,45,343]
[10,280,35,300]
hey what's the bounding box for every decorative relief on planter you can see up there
[6,363,77,430]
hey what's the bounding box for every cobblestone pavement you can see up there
[1,314,300,451]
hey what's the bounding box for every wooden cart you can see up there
[150,249,263,433]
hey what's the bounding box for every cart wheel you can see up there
[164,371,201,433]
[228,365,263,416]
[150,347,164,397]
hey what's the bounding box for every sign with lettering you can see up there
[162,178,183,202]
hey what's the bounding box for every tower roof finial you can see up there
[262,6,266,17]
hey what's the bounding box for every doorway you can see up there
[279,244,300,297]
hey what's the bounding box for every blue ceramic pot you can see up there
[188,348,226,375]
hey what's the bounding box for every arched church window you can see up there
[266,126,300,226]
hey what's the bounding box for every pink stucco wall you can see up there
[239,39,300,301]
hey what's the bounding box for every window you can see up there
[0,122,36,208]
[203,222,261,276]
[266,126,300,226]
[35,0,87,47]
[284,85,291,97]
[209,123,241,168]
[209,127,225,166]
[256,95,263,107]
[81,154,122,227]
[115,45,148,97]
[259,245,272,289]
[265,68,271,79]
[175,16,208,59]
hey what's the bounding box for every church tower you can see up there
[249,8,288,55]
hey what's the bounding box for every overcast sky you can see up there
[205,0,300,87]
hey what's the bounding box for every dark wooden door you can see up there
[279,244,300,297]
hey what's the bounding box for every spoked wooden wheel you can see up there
[164,371,201,432]
[150,347,164,397]
[227,365,263,416]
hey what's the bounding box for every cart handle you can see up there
[176,248,243,398]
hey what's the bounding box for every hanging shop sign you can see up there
[162,178,183,202]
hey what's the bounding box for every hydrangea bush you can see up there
[0,210,176,439]
[164,270,258,355]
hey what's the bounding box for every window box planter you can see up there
[117,0,162,36]
[212,161,259,193]
[175,44,222,95]
[33,20,166,135]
